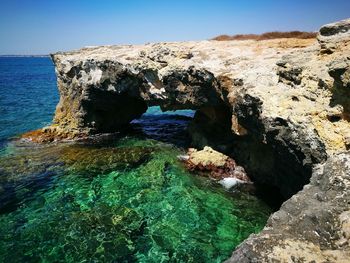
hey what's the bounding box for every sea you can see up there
[0,57,271,262]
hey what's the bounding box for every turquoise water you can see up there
[0,57,271,262]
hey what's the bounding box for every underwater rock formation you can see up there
[27,18,350,261]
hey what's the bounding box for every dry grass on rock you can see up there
[212,31,317,41]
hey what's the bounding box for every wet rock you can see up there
[219,177,245,190]
[183,146,251,183]
[21,125,88,143]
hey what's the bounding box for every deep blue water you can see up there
[0,57,271,262]
[0,56,194,145]
[0,57,58,142]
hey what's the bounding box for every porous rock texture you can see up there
[227,153,350,263]
[184,146,251,182]
[30,18,350,261]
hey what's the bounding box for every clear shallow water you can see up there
[0,57,271,262]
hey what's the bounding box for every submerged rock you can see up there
[0,138,272,262]
[59,145,153,173]
[0,141,153,183]
[21,126,88,142]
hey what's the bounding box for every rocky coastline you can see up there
[23,18,350,262]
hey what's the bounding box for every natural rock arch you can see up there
[24,19,349,202]
[22,18,350,262]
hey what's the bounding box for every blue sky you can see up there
[1,0,349,55]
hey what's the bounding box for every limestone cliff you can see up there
[227,153,350,262]
[26,18,350,262]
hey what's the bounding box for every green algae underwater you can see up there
[0,136,272,262]
[0,57,272,262]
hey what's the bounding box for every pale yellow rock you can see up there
[189,146,228,167]
[313,116,350,153]
[51,31,350,156]
[339,211,350,240]
[269,239,350,263]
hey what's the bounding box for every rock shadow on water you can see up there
[131,106,194,148]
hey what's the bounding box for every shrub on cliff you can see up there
[212,31,317,41]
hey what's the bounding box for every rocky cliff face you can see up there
[228,19,350,262]
[28,18,350,261]
[226,152,350,263]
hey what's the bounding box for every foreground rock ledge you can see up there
[226,153,350,262]
[27,18,350,261]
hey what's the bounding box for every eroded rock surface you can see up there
[227,153,350,263]
[27,18,350,261]
[183,146,251,183]
[318,18,350,54]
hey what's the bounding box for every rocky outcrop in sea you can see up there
[181,146,251,186]
[24,18,350,262]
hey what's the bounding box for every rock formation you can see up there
[25,18,350,261]
[182,146,251,183]
[226,153,350,263]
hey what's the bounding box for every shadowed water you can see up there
[0,57,272,262]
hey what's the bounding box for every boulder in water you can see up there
[183,146,251,183]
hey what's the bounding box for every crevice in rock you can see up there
[188,105,234,153]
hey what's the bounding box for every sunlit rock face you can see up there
[50,50,226,135]
[29,18,350,261]
[44,18,350,198]
[318,18,350,54]
[227,18,350,263]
